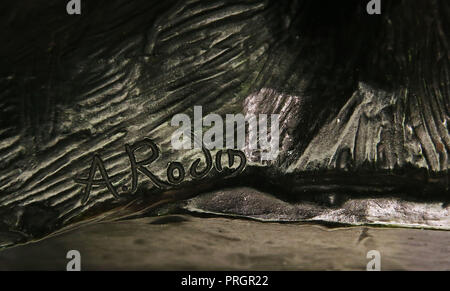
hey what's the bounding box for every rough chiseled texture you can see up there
[0,0,448,248]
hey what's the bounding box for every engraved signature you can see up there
[74,138,246,204]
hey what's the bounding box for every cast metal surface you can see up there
[0,0,448,249]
